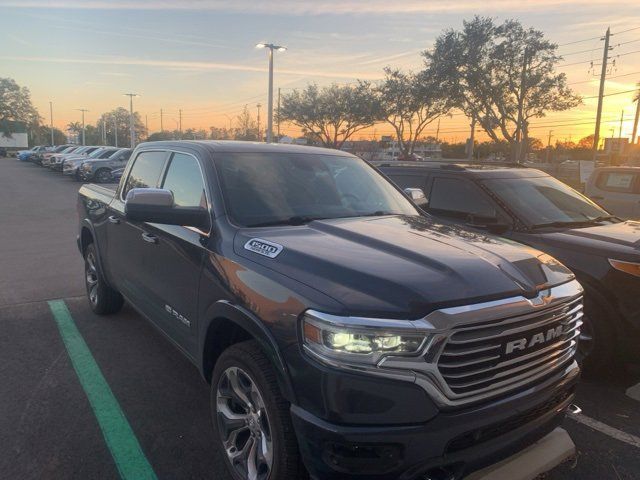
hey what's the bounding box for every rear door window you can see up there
[428,176,498,221]
[122,150,168,199]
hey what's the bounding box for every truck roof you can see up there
[373,161,550,179]
[136,140,353,157]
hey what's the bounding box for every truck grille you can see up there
[437,295,582,397]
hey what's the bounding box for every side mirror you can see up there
[125,188,210,230]
[404,187,428,207]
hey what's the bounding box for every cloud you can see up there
[0,0,629,15]
[0,54,383,80]
[99,72,132,77]
[5,32,31,45]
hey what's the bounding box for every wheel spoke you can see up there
[246,435,259,480]
[228,368,253,409]
[259,429,273,469]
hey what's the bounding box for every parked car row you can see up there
[20,144,132,183]
[375,161,640,373]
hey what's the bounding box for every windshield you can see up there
[482,175,610,227]
[62,146,77,153]
[87,148,106,158]
[214,152,418,227]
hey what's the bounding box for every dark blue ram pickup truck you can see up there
[77,141,582,480]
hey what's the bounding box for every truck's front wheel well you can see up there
[80,227,94,255]
[202,318,252,383]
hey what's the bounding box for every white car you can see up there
[585,166,640,219]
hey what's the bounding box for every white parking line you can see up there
[626,383,640,402]
[568,413,640,449]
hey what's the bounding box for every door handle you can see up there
[591,196,604,200]
[141,232,158,244]
[108,215,120,224]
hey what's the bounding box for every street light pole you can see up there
[76,108,89,145]
[49,101,54,145]
[256,43,287,143]
[124,93,139,147]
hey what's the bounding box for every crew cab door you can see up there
[133,151,210,355]
[105,150,170,306]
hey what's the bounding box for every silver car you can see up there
[585,166,640,219]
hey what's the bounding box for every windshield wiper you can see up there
[531,215,618,230]
[247,215,329,227]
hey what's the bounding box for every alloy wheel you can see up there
[216,366,273,480]
[96,169,112,183]
[85,252,99,306]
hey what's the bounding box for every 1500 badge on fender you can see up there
[244,238,283,258]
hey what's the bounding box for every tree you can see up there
[209,126,232,140]
[147,131,174,141]
[0,78,41,136]
[97,107,146,147]
[577,135,594,149]
[376,68,451,157]
[424,17,581,162]
[234,105,259,141]
[277,82,379,149]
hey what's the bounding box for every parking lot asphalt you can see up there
[1,157,639,480]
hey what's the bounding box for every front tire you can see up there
[95,168,113,183]
[84,243,123,315]
[210,340,304,480]
[580,292,618,376]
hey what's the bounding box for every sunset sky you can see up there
[1,0,639,143]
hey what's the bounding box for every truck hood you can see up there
[538,220,640,253]
[234,215,573,318]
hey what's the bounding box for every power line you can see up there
[567,70,640,85]
[561,47,599,57]
[583,88,638,99]
[612,26,640,35]
[557,35,602,47]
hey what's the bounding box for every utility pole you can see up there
[632,88,640,144]
[466,117,476,161]
[435,118,441,142]
[593,27,612,161]
[102,119,106,144]
[114,116,118,148]
[619,109,624,138]
[277,87,281,139]
[124,93,138,148]
[49,101,54,145]
[76,108,89,145]
[179,109,182,139]
[160,108,164,132]
[145,114,148,137]
[256,103,261,140]
[546,130,554,163]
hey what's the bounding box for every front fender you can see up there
[199,300,297,404]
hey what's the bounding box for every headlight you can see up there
[302,310,427,366]
[609,259,640,278]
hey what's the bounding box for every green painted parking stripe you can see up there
[48,300,157,480]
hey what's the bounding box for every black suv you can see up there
[78,142,582,480]
[378,161,640,371]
